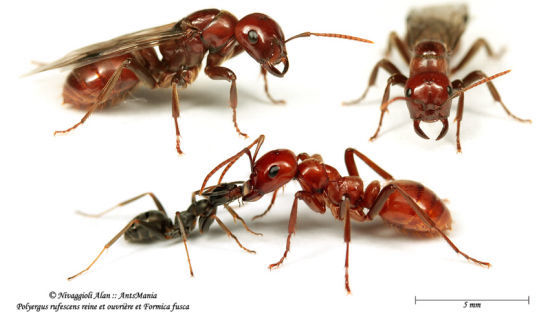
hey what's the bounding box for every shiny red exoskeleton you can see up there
[28,9,372,154]
[201,135,489,293]
[344,4,530,152]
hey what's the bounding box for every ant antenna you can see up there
[448,69,511,102]
[285,32,373,44]
[380,70,512,109]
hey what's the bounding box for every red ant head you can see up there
[405,72,452,140]
[235,13,289,77]
[243,149,297,201]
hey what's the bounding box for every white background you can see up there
[2,0,548,311]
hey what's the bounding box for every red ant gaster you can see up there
[201,135,490,293]
[27,9,372,154]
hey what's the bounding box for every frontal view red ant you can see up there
[201,135,490,293]
[343,4,530,152]
[28,9,372,154]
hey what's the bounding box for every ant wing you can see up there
[25,20,199,76]
[406,4,468,52]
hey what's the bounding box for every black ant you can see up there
[68,181,260,280]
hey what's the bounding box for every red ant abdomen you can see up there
[379,180,452,235]
[63,54,139,109]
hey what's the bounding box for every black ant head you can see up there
[202,182,244,206]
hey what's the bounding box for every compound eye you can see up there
[447,85,453,96]
[268,165,280,178]
[405,88,412,97]
[248,30,259,44]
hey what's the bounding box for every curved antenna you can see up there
[377,71,511,110]
[447,69,511,103]
[380,96,426,109]
[200,135,265,194]
[285,32,373,44]
[380,96,407,110]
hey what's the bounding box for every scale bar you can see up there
[415,296,530,304]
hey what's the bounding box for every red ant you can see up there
[200,135,490,293]
[67,182,259,280]
[27,9,372,154]
[343,4,530,152]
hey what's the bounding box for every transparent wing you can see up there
[406,4,468,51]
[26,21,198,75]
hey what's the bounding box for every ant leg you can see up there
[343,59,405,106]
[367,182,490,267]
[120,51,190,158]
[369,73,408,141]
[224,204,262,236]
[344,148,394,180]
[204,61,247,138]
[175,212,194,277]
[458,70,531,123]
[54,59,132,135]
[62,50,185,154]
[200,135,265,194]
[385,31,411,63]
[212,215,256,253]
[170,81,183,154]
[452,80,466,153]
[169,66,201,154]
[269,191,325,269]
[260,66,285,104]
[68,218,154,280]
[77,192,166,217]
[252,188,279,221]
[451,38,505,75]
[341,197,352,294]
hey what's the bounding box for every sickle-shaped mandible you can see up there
[264,57,289,77]
[413,120,429,140]
[436,119,449,140]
